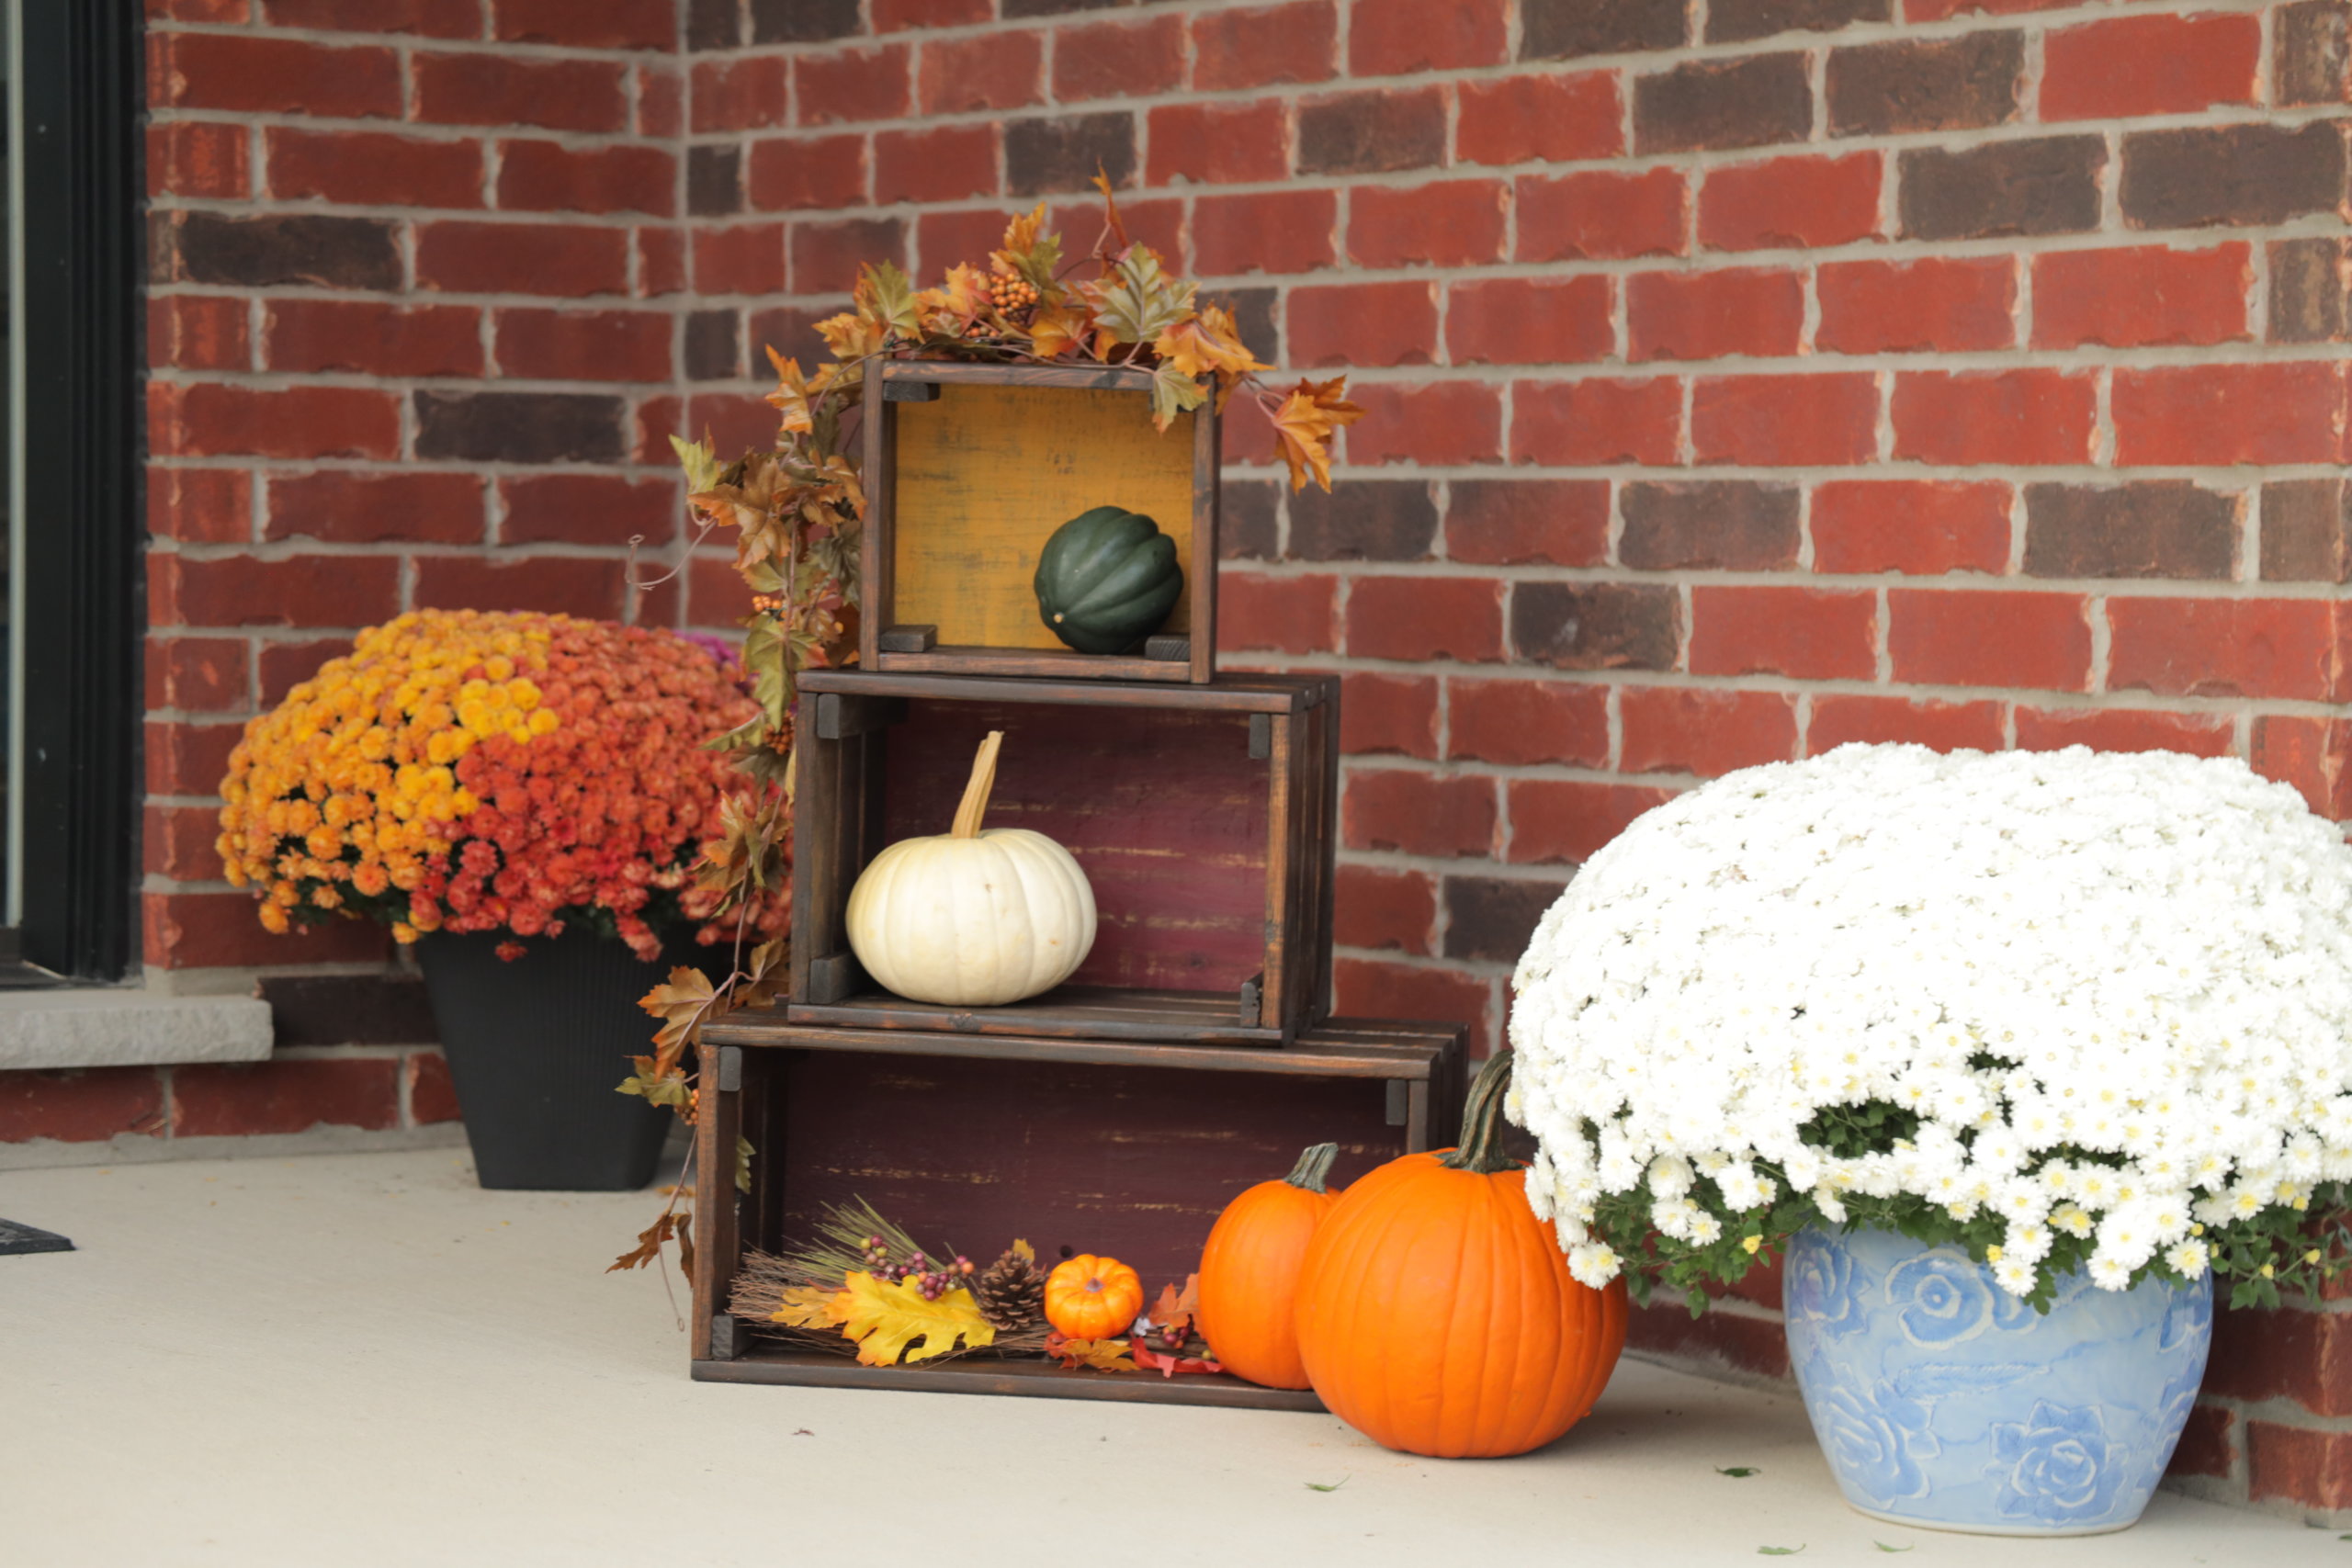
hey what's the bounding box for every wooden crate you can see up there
[789,669,1337,1045]
[689,1013,1468,1408]
[860,360,1219,685]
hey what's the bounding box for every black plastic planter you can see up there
[417,927,695,1191]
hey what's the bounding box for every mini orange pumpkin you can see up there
[1044,1254,1145,1340]
[1294,1052,1627,1459]
[1195,1142,1342,1389]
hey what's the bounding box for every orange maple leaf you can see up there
[919,263,993,333]
[1155,304,1269,411]
[1272,376,1365,492]
[762,350,837,436]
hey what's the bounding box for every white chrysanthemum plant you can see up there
[1507,743,2352,1316]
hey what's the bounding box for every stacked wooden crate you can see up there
[689,361,1468,1407]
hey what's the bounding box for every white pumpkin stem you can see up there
[951,730,1005,839]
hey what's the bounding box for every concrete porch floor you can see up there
[0,1150,2326,1566]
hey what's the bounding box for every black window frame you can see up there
[12,4,141,981]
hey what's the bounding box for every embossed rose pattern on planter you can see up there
[1785,1224,2211,1536]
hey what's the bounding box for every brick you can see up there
[1888,589,2091,692]
[1699,152,1882,252]
[694,146,743,219]
[693,56,790,133]
[1808,694,2004,752]
[1448,276,1612,368]
[2263,479,2352,582]
[1345,384,1501,468]
[1634,54,1811,155]
[1510,581,1681,670]
[1148,104,1289,187]
[2030,244,2250,352]
[1332,958,1494,1056]
[638,228,687,298]
[1457,73,1622,165]
[1900,137,2105,241]
[414,390,625,465]
[165,212,401,291]
[1346,575,1503,662]
[490,0,668,47]
[145,720,246,796]
[1288,480,1439,560]
[0,1068,164,1145]
[2278,0,2352,106]
[1692,374,1878,467]
[153,33,400,118]
[145,637,249,715]
[1048,196,1182,266]
[498,141,675,217]
[1351,0,1504,73]
[1445,479,1609,567]
[1710,0,1886,41]
[262,0,481,34]
[266,299,481,378]
[752,0,861,40]
[148,120,248,201]
[413,556,628,620]
[1623,480,1803,569]
[1510,377,1682,465]
[1337,864,1437,954]
[685,310,739,381]
[794,219,907,297]
[874,0,989,26]
[494,309,672,384]
[265,129,481,209]
[1905,0,2086,16]
[684,391,781,458]
[1220,479,1282,561]
[1812,479,2010,576]
[2022,481,2239,581]
[1339,671,1440,760]
[1447,677,1609,766]
[500,475,677,548]
[1891,370,2098,466]
[2165,1405,2236,1483]
[2248,1423,2352,1510]
[2253,715,2352,818]
[402,1050,461,1125]
[1519,168,1687,261]
[1288,281,1435,367]
[1216,572,1335,653]
[1622,687,1798,777]
[2014,705,2234,759]
[153,384,399,461]
[1625,1300,1792,1378]
[867,128,981,206]
[2108,597,2340,701]
[2122,124,2346,231]
[1521,0,1687,59]
[266,470,486,546]
[2113,362,2347,467]
[1007,114,1135,197]
[415,221,628,298]
[1345,768,1498,857]
[1507,780,1676,864]
[1297,88,1445,176]
[1350,181,1507,268]
[1056,16,1182,100]
[152,554,401,630]
[693,223,787,296]
[1442,875,1568,964]
[747,306,834,373]
[154,889,396,967]
[2042,13,2259,121]
[413,53,626,133]
[145,800,228,880]
[174,1058,401,1137]
[797,43,911,126]
[150,295,249,372]
[1192,2,1337,90]
[1629,268,1804,361]
[150,468,252,545]
[922,29,1045,114]
[2270,237,2349,344]
[1690,585,1877,680]
[1817,256,2015,354]
[1827,32,2020,137]
[685,554,755,625]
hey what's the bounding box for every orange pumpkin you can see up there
[1195,1143,1343,1389]
[1044,1254,1145,1339]
[1294,1052,1627,1459]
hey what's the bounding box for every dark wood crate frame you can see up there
[788,669,1339,1045]
[861,360,1220,685]
[688,1015,1468,1408]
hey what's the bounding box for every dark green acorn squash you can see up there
[1033,505,1184,655]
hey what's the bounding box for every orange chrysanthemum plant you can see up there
[217,610,785,966]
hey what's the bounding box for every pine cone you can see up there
[973,1246,1046,1331]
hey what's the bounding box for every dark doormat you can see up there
[0,1219,73,1255]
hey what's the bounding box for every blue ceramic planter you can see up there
[1784,1224,2211,1536]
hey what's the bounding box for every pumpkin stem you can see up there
[950,730,1004,839]
[1284,1142,1339,1193]
[1439,1051,1517,1175]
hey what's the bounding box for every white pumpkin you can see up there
[844,730,1096,1007]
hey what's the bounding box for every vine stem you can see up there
[1440,1051,1517,1175]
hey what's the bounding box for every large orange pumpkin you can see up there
[1044,1254,1145,1339]
[1294,1052,1627,1459]
[1195,1142,1343,1389]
